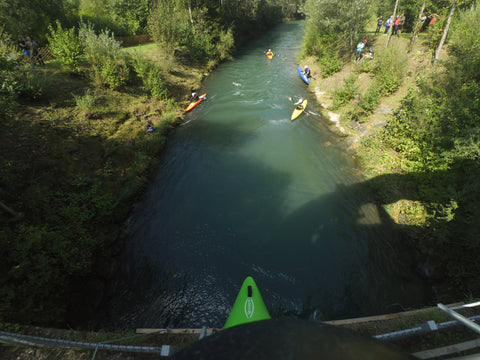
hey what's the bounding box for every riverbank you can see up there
[2,27,479,360]
[0,43,214,328]
[301,33,447,289]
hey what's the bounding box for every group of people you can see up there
[375,14,406,36]
[355,36,374,62]
[17,35,44,66]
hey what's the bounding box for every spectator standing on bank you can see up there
[375,16,383,35]
[384,16,393,34]
[397,14,406,37]
[392,15,400,35]
[17,35,30,59]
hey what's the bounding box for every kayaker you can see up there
[304,65,311,78]
[295,98,304,110]
[266,49,274,58]
[190,92,200,102]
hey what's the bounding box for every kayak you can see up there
[291,99,307,121]
[266,52,274,59]
[223,276,271,329]
[185,93,206,112]
[297,65,310,85]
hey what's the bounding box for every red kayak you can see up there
[185,93,207,112]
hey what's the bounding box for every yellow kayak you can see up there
[291,100,307,121]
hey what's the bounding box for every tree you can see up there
[385,0,400,48]
[408,0,427,52]
[434,0,458,60]
[0,0,66,42]
[303,0,374,56]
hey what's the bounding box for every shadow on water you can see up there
[97,112,439,329]
[94,20,480,330]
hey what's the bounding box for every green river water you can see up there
[102,21,431,329]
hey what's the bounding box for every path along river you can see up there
[101,21,430,329]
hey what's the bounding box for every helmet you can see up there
[269,49,271,51]
[304,65,308,69]
[299,98,303,102]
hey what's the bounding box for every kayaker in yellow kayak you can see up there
[294,98,304,110]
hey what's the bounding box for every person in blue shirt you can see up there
[303,65,311,78]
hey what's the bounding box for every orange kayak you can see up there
[185,93,207,112]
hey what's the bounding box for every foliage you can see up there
[0,29,23,106]
[372,46,408,95]
[79,22,129,89]
[148,0,188,55]
[132,56,168,99]
[318,50,343,77]
[0,0,67,44]
[215,28,235,61]
[148,0,287,63]
[0,175,115,324]
[303,0,375,56]
[331,73,358,109]
[377,3,480,297]
[47,20,84,73]
[358,84,381,114]
[74,89,97,114]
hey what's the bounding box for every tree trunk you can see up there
[0,201,20,217]
[408,0,427,52]
[434,0,458,60]
[385,0,400,48]
[187,0,194,25]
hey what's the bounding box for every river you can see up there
[101,21,430,329]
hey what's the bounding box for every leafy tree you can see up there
[47,20,84,72]
[148,0,189,55]
[0,0,67,43]
[303,0,374,57]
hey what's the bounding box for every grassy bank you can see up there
[299,31,465,300]
[0,42,211,327]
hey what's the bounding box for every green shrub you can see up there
[373,46,408,95]
[215,28,235,61]
[319,50,342,77]
[1,29,24,105]
[79,23,129,89]
[359,84,381,114]
[74,89,97,114]
[331,73,358,109]
[47,20,84,73]
[132,56,167,99]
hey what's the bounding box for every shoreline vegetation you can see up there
[2,0,480,357]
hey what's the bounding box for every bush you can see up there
[331,73,358,109]
[215,28,235,61]
[319,50,342,77]
[47,20,84,73]
[79,23,129,89]
[359,84,381,114]
[132,56,168,99]
[373,46,408,95]
[1,29,25,105]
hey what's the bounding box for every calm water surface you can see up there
[102,21,429,329]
